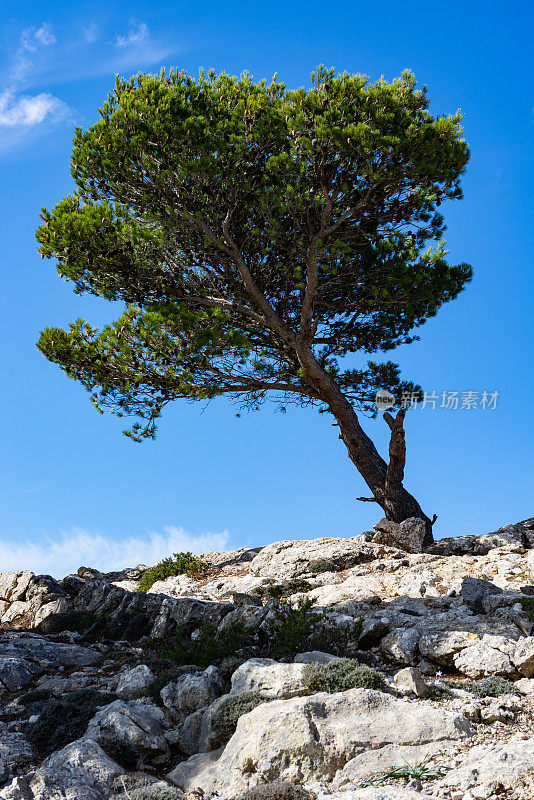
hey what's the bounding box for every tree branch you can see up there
[384,406,407,494]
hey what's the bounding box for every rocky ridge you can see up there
[0,516,534,800]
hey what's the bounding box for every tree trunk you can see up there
[296,347,434,546]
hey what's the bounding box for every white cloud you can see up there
[82,22,100,43]
[0,526,230,579]
[114,22,150,49]
[0,22,72,153]
[13,24,57,84]
[34,24,57,47]
[0,90,70,128]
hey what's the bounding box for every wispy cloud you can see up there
[0,22,72,153]
[114,22,150,49]
[12,23,57,85]
[0,526,230,578]
[82,22,99,44]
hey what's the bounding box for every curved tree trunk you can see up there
[297,346,434,546]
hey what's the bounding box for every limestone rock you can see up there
[453,638,515,678]
[248,537,375,578]
[438,738,534,792]
[27,738,121,799]
[418,630,480,666]
[86,699,170,764]
[381,627,420,664]
[0,725,33,786]
[167,688,473,796]
[230,658,308,698]
[393,667,428,696]
[294,651,342,664]
[515,677,534,694]
[460,577,503,613]
[371,518,426,553]
[116,665,155,699]
[160,666,222,722]
[513,636,534,677]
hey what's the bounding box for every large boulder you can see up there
[86,699,170,766]
[0,739,122,799]
[437,738,534,794]
[514,637,534,677]
[116,665,155,699]
[230,659,308,699]
[460,576,503,613]
[0,725,33,787]
[248,537,375,578]
[452,634,517,678]
[371,518,426,553]
[167,688,473,796]
[160,666,222,723]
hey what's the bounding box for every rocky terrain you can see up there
[1,516,534,800]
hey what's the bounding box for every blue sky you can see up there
[0,0,532,576]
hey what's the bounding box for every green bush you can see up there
[165,620,251,669]
[213,691,270,743]
[303,658,385,694]
[138,552,211,592]
[254,578,313,599]
[266,599,360,660]
[308,559,339,574]
[519,597,534,622]
[445,676,517,697]
[112,776,185,800]
[236,783,315,800]
[25,689,117,756]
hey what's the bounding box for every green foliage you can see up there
[267,598,361,660]
[308,559,339,574]
[267,598,323,659]
[360,756,447,787]
[519,597,534,622]
[25,690,116,756]
[254,578,313,599]
[165,621,250,669]
[37,67,471,439]
[138,552,210,591]
[236,783,315,800]
[445,677,517,697]
[112,776,185,800]
[213,691,270,743]
[303,658,385,694]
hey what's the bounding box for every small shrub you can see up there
[519,597,534,622]
[266,599,360,660]
[445,676,517,697]
[236,783,315,800]
[303,658,385,694]
[213,691,270,743]
[138,552,211,592]
[112,776,185,800]
[254,578,313,599]
[360,756,447,787]
[267,598,322,659]
[165,621,251,669]
[309,559,338,574]
[25,689,116,756]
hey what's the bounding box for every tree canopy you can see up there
[36,67,472,536]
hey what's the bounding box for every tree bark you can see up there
[296,345,434,546]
